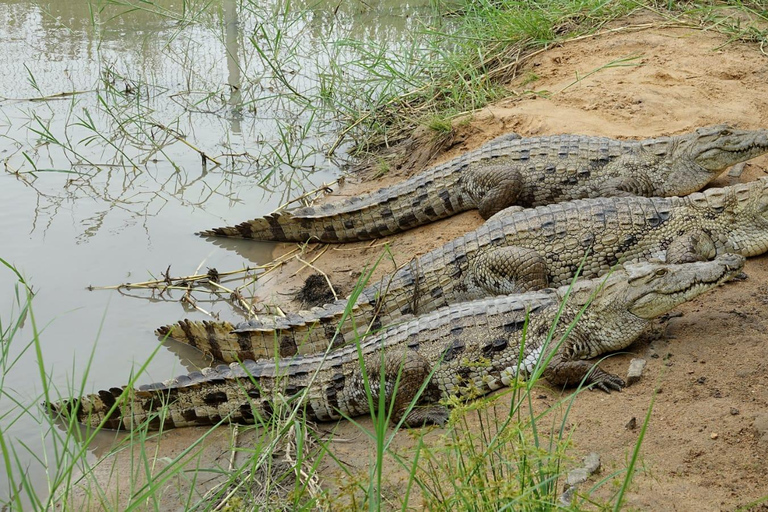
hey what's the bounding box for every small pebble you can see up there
[710,432,718,440]
[626,358,647,386]
[583,452,600,474]
[728,161,747,177]
[566,468,589,487]
[626,417,637,430]
[730,407,740,416]
[559,452,601,507]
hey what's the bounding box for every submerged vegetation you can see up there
[2,0,768,510]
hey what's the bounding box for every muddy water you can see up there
[0,0,438,502]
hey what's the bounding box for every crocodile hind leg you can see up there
[665,229,716,263]
[466,246,549,296]
[399,381,449,427]
[465,165,524,219]
[358,347,449,427]
[597,174,655,197]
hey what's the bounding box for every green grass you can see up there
[324,0,768,153]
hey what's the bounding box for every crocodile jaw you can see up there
[689,125,768,171]
[623,253,745,319]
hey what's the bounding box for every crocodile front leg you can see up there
[597,174,655,197]
[467,246,549,295]
[542,354,625,393]
[666,229,717,263]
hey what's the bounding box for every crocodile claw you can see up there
[591,371,626,394]
[401,405,450,427]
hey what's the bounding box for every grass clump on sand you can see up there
[330,0,768,153]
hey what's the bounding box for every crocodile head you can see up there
[621,253,744,319]
[684,124,768,171]
[566,253,745,320]
[650,125,768,196]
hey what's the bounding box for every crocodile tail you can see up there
[48,364,268,430]
[197,168,470,243]
[196,205,454,243]
[48,388,135,430]
[156,295,384,363]
[156,319,241,359]
[196,211,328,242]
[47,385,223,431]
[156,317,333,362]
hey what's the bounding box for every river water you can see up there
[0,0,441,503]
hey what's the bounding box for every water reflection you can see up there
[200,235,277,261]
[0,0,445,504]
[224,0,243,134]
[2,0,443,241]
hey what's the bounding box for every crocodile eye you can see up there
[654,268,668,277]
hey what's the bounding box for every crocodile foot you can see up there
[401,405,450,427]
[589,368,626,394]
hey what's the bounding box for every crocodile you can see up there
[198,125,768,243]
[158,178,768,363]
[51,254,745,430]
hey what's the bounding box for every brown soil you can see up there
[76,12,768,511]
